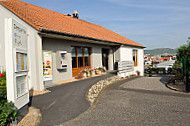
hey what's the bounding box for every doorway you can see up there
[102,49,109,70]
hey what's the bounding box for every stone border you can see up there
[165,83,181,92]
[17,107,42,126]
[87,75,136,105]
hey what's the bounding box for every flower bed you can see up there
[76,67,106,79]
[169,74,183,84]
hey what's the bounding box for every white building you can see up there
[0,0,145,109]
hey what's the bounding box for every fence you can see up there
[117,61,134,78]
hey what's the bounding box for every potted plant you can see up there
[89,68,95,76]
[82,71,87,78]
[80,68,89,78]
[95,68,101,75]
[98,67,106,74]
[136,71,140,76]
[86,69,91,77]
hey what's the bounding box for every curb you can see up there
[17,107,42,126]
[165,83,187,94]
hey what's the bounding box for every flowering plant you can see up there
[75,73,84,79]
[0,71,19,126]
[98,67,106,72]
[89,68,94,72]
[0,72,6,87]
[0,73,4,78]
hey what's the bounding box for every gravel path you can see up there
[64,75,190,126]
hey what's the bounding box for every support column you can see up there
[34,35,44,91]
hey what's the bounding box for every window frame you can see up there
[133,49,138,66]
[71,46,91,68]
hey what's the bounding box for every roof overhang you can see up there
[39,29,145,48]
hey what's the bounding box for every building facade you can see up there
[0,0,145,108]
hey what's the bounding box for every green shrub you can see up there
[0,101,19,126]
[151,68,156,72]
[0,71,7,100]
[0,71,19,126]
[98,67,106,72]
[174,74,183,81]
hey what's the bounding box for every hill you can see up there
[144,48,177,56]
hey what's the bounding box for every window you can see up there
[71,47,77,68]
[78,47,83,67]
[71,46,91,68]
[133,50,138,66]
[84,47,90,66]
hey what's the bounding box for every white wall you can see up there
[119,46,144,76]
[134,48,144,76]
[42,37,114,83]
[91,46,103,68]
[0,5,44,91]
[0,6,6,68]
[120,46,133,61]
[114,47,120,62]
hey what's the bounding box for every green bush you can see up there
[0,71,19,126]
[151,68,156,72]
[174,74,183,81]
[172,61,182,74]
[0,71,7,101]
[0,101,18,126]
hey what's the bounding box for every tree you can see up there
[176,44,190,62]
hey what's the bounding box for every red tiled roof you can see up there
[0,0,145,47]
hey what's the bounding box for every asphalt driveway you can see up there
[65,75,190,126]
[30,73,115,126]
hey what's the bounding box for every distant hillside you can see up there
[144,48,177,56]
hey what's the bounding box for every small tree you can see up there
[176,44,190,62]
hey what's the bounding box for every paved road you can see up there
[30,73,115,126]
[65,75,190,126]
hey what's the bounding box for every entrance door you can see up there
[102,49,109,70]
[71,46,91,77]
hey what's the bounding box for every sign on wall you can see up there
[43,51,52,81]
[16,75,27,97]
[13,19,29,99]
[5,18,29,109]
[16,52,27,72]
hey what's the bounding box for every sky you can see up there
[21,0,190,50]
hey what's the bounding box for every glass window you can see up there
[133,50,138,66]
[84,48,90,66]
[78,47,83,67]
[71,47,77,68]
[71,46,91,69]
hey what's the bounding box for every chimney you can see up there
[72,11,79,19]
